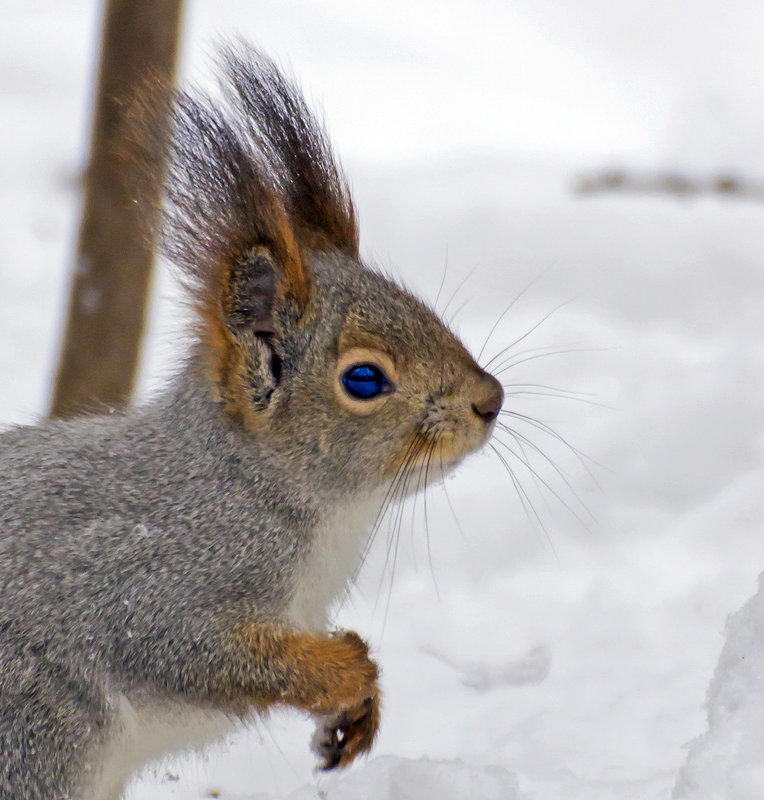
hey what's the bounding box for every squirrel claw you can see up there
[312,695,379,770]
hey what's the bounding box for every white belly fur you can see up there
[85,493,380,799]
[287,490,382,630]
[82,693,235,800]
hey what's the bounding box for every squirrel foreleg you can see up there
[227,622,380,768]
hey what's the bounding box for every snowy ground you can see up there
[3,2,764,798]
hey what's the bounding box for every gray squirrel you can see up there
[0,45,503,799]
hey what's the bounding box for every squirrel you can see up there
[0,44,504,799]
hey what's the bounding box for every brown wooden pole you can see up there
[50,0,183,418]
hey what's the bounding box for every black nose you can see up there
[472,375,503,423]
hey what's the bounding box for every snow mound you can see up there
[288,756,522,800]
[674,573,764,799]
[425,644,551,691]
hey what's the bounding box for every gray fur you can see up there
[0,364,309,796]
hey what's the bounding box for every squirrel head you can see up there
[156,45,503,495]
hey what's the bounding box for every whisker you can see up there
[492,433,593,531]
[375,435,426,586]
[353,433,421,584]
[502,387,613,411]
[500,410,603,485]
[476,267,551,364]
[496,420,595,520]
[433,249,449,312]
[493,345,611,377]
[407,435,428,568]
[372,469,413,618]
[381,435,430,633]
[422,435,440,599]
[439,443,467,541]
[486,342,588,376]
[489,441,555,553]
[500,428,550,517]
[502,381,599,398]
[387,437,426,551]
[372,433,426,595]
[446,296,472,328]
[440,266,476,321]
[482,299,574,371]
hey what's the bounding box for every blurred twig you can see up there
[50,0,183,418]
[574,169,764,201]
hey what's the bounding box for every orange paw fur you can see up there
[283,630,379,716]
[229,622,380,766]
[231,623,379,716]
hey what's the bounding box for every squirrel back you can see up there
[0,44,503,799]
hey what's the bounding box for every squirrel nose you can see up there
[471,373,504,423]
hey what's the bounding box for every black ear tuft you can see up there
[221,43,359,256]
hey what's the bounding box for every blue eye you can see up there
[342,363,389,400]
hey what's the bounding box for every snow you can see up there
[675,576,764,800]
[3,2,764,798]
[287,757,521,800]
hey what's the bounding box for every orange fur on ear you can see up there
[271,210,311,313]
[198,198,311,427]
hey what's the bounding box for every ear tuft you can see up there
[221,43,359,257]
[129,44,355,323]
[158,88,311,315]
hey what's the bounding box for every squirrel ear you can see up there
[206,209,308,421]
[136,83,313,327]
[221,217,310,339]
[134,84,313,421]
[223,247,280,335]
[130,47,359,421]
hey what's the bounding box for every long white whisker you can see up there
[476,268,552,363]
[482,299,574,371]
[496,421,596,521]
[492,433,592,531]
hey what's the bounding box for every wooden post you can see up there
[50,0,183,418]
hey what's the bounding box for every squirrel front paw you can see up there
[292,630,379,714]
[236,623,380,765]
[312,693,380,770]
[300,630,380,769]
